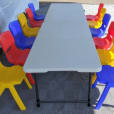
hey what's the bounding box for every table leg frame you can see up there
[33,73,40,107]
[33,72,92,107]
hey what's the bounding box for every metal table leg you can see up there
[33,72,92,107]
[88,73,92,106]
[33,73,40,107]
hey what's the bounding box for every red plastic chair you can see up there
[94,34,113,50]
[0,31,35,84]
[86,3,104,21]
[94,22,114,50]
[25,8,44,28]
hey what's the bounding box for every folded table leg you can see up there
[33,73,40,107]
[88,73,92,106]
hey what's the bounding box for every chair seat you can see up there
[97,65,114,84]
[94,36,113,50]
[88,21,102,29]
[86,15,98,21]
[90,28,104,37]
[0,64,25,85]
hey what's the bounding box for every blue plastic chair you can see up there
[92,65,114,110]
[28,3,45,21]
[90,14,111,37]
[9,20,35,49]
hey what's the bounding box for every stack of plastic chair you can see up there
[18,13,40,37]
[93,22,114,50]
[91,22,114,84]
[25,8,44,27]
[9,20,35,49]
[90,14,111,37]
[86,3,104,21]
[0,61,32,110]
[92,65,114,110]
[0,31,35,85]
[88,8,106,29]
[28,3,45,21]
[91,22,114,110]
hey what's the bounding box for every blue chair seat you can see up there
[9,20,35,49]
[28,3,45,21]
[90,28,104,37]
[90,14,111,38]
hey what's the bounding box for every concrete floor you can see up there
[1,3,114,114]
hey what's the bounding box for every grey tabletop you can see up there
[24,3,101,73]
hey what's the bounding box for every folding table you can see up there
[24,3,101,107]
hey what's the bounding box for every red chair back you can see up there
[97,3,104,17]
[0,31,14,54]
[0,31,30,65]
[25,8,43,27]
[108,22,114,39]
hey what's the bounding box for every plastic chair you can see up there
[0,62,32,110]
[90,14,111,37]
[28,3,45,21]
[18,13,40,37]
[9,20,35,49]
[25,8,44,27]
[0,31,35,85]
[86,3,104,21]
[93,22,114,50]
[94,34,113,50]
[88,8,106,29]
[92,65,114,109]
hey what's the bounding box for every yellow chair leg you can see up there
[92,73,97,84]
[0,87,5,96]
[9,85,26,111]
[24,77,32,89]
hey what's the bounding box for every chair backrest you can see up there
[100,13,111,31]
[28,3,37,19]
[9,20,23,39]
[18,13,39,37]
[18,13,28,29]
[97,3,104,17]
[25,8,34,21]
[0,31,14,54]
[108,21,114,39]
[98,8,106,23]
[97,43,114,66]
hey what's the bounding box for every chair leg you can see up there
[26,73,35,85]
[9,85,26,111]
[24,77,32,89]
[95,85,110,110]
[0,87,5,96]
[92,79,98,88]
[92,73,97,84]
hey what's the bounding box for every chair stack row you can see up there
[86,3,114,110]
[0,3,44,111]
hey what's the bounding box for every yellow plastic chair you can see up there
[0,62,32,111]
[88,8,106,29]
[92,44,114,84]
[18,13,40,37]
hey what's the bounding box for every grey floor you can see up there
[1,3,114,114]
